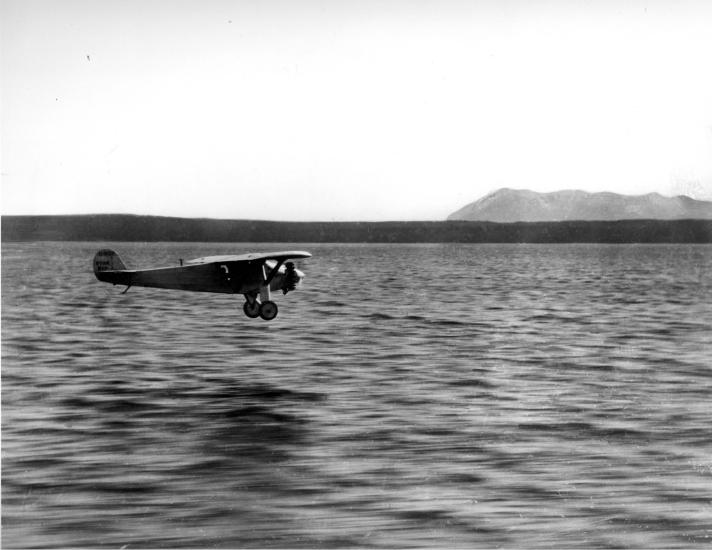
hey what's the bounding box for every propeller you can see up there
[281,261,300,294]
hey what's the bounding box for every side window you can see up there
[220,264,231,282]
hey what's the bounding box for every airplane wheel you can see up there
[259,301,278,321]
[243,300,260,318]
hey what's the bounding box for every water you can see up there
[2,242,711,548]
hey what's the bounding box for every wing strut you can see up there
[263,259,286,286]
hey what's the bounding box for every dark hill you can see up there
[448,189,712,222]
[2,214,711,243]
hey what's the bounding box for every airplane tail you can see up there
[93,249,127,277]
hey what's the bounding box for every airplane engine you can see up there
[281,262,301,294]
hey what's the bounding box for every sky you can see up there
[2,0,712,221]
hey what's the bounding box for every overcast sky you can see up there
[2,0,712,220]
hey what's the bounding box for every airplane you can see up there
[93,249,311,321]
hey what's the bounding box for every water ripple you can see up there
[2,242,711,548]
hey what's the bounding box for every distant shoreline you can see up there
[2,214,712,243]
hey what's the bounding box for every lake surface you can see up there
[2,242,711,548]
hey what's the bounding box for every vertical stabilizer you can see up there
[93,249,127,275]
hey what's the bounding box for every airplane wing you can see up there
[186,251,312,265]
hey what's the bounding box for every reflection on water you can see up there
[2,242,712,548]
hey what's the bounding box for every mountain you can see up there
[447,188,712,222]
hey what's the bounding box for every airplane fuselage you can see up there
[95,259,302,295]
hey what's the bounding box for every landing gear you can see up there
[258,300,278,321]
[243,299,261,318]
[242,296,279,321]
[241,261,291,321]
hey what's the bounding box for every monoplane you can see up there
[93,249,311,320]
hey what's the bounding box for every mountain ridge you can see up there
[447,188,712,222]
